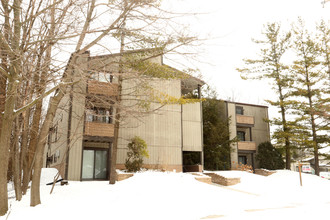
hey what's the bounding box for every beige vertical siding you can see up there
[235,104,270,148]
[227,102,238,165]
[67,54,88,181]
[117,78,183,169]
[44,92,71,176]
[182,102,202,152]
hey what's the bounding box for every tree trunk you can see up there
[0,83,17,215]
[20,109,31,195]
[22,100,42,194]
[109,19,126,184]
[13,117,22,201]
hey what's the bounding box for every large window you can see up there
[82,149,108,180]
[86,107,113,124]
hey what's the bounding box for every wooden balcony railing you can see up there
[236,115,254,126]
[84,122,114,137]
[237,141,257,151]
[87,80,118,96]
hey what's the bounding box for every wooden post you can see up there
[298,162,302,186]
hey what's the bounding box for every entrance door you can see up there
[82,149,108,180]
[238,155,247,165]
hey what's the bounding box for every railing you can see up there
[236,115,254,125]
[87,80,118,96]
[237,141,257,151]
[84,122,114,137]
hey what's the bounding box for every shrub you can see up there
[125,136,149,172]
[256,141,284,170]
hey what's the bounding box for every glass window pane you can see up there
[236,106,244,115]
[82,150,94,179]
[95,151,108,179]
[98,72,111,83]
[237,131,245,141]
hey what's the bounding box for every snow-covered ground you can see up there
[2,169,330,220]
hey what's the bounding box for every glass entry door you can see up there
[82,149,108,180]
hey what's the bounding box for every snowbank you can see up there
[2,169,330,220]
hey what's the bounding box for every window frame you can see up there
[237,131,246,141]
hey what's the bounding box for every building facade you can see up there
[223,101,270,169]
[44,50,204,181]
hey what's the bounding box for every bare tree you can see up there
[0,0,201,215]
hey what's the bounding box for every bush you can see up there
[256,141,284,170]
[125,136,149,172]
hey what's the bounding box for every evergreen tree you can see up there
[202,87,235,170]
[237,23,293,169]
[125,136,149,172]
[290,19,330,176]
[256,142,284,170]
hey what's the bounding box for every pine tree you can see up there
[237,23,293,169]
[290,19,329,176]
[256,142,284,170]
[202,87,234,170]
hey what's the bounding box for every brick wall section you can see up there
[184,165,203,172]
[255,169,276,176]
[84,122,114,137]
[116,173,134,181]
[204,173,241,186]
[88,80,118,96]
[116,164,183,172]
[195,176,212,184]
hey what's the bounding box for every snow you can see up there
[3,169,330,220]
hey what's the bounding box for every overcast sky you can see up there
[163,0,330,109]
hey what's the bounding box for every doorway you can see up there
[82,149,108,180]
[238,155,247,165]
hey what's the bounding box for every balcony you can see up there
[236,115,254,126]
[84,122,114,137]
[87,80,118,96]
[237,141,257,151]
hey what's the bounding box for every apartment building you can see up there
[223,101,270,169]
[44,50,204,180]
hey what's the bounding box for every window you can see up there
[91,72,113,83]
[48,125,58,143]
[86,107,113,124]
[238,156,247,165]
[82,149,108,180]
[237,131,245,141]
[236,106,244,115]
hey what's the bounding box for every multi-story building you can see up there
[44,50,204,180]
[222,101,270,169]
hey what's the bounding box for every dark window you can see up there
[238,156,247,165]
[237,131,245,141]
[236,106,244,115]
[48,125,58,143]
[86,107,113,124]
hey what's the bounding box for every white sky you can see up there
[163,0,330,110]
